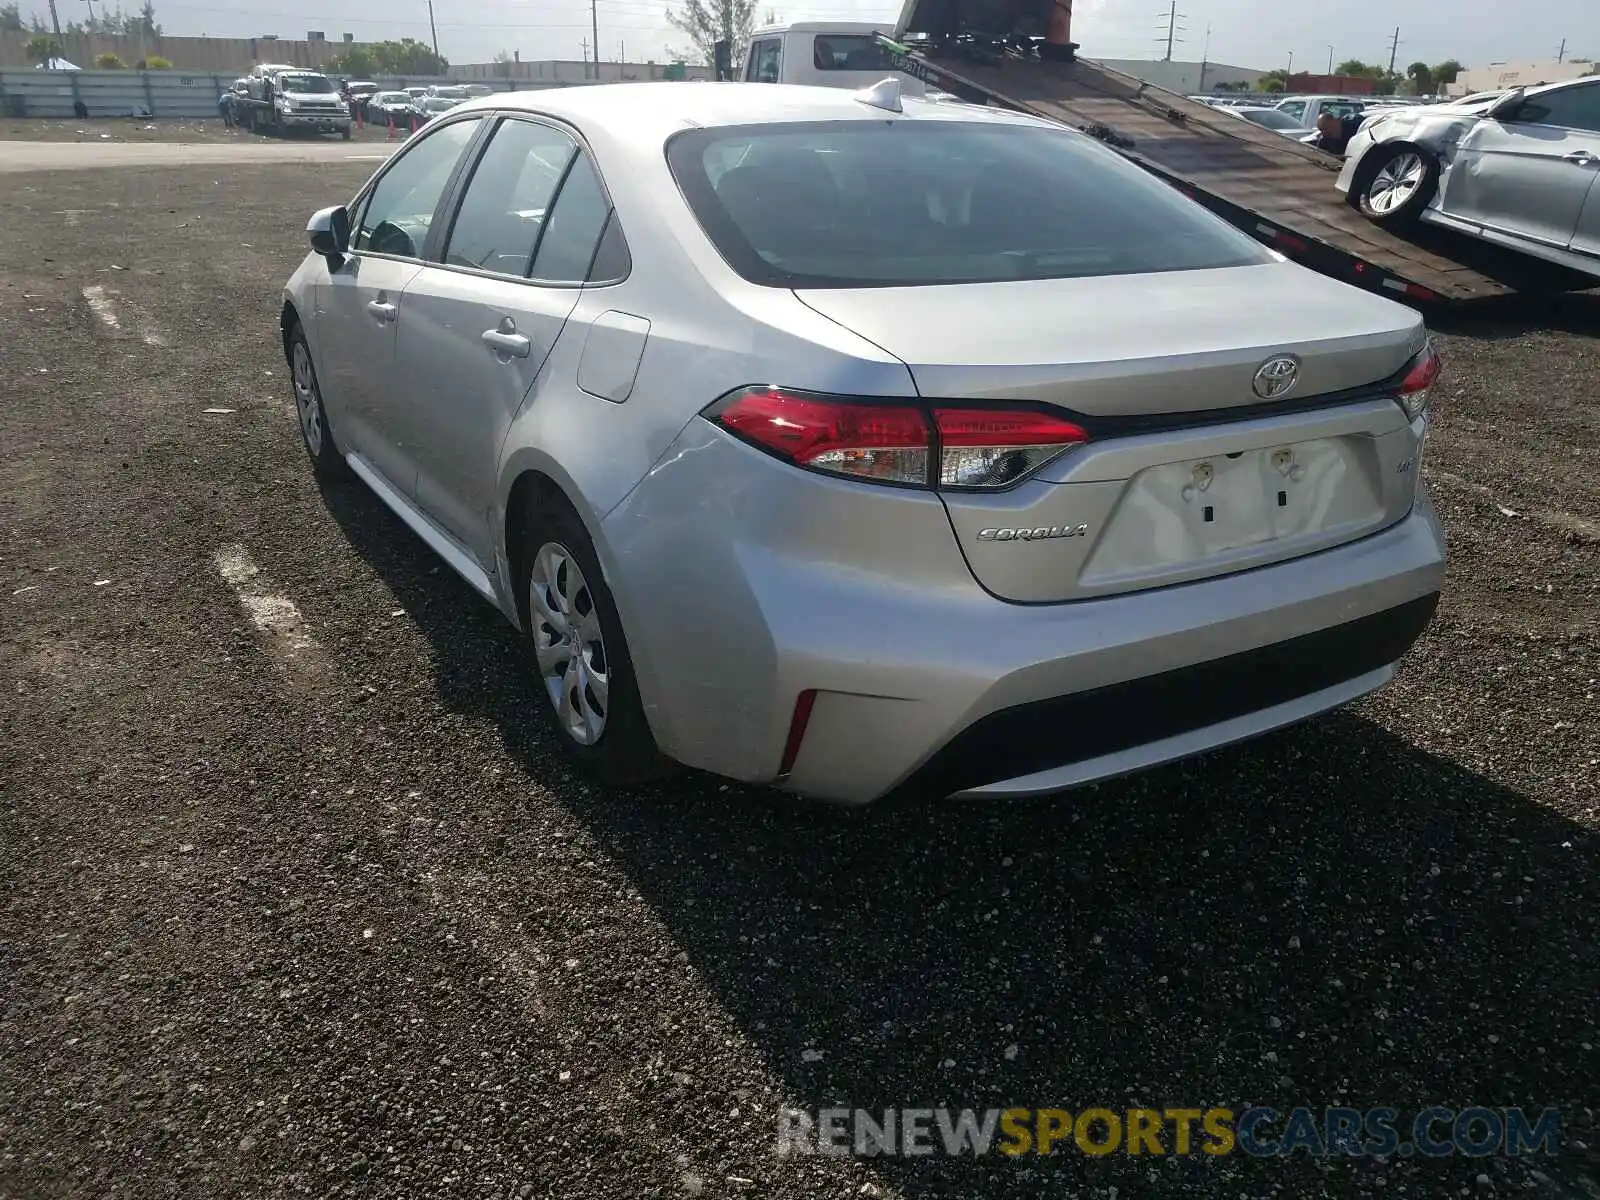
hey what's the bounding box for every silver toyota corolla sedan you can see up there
[280,81,1446,803]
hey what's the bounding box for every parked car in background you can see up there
[1230,106,1313,137]
[405,86,429,104]
[427,85,473,100]
[419,95,465,122]
[343,80,380,118]
[366,90,422,129]
[281,83,1444,804]
[1336,76,1600,281]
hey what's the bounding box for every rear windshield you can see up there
[812,34,891,71]
[666,120,1273,288]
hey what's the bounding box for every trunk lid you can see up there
[794,261,1423,417]
[795,262,1429,603]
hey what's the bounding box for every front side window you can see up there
[444,118,578,276]
[749,38,781,83]
[667,120,1273,288]
[1277,100,1306,119]
[1513,82,1600,132]
[354,118,479,258]
[812,34,890,71]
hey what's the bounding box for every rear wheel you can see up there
[516,496,672,787]
[1355,145,1439,230]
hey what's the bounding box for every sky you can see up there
[21,0,1594,71]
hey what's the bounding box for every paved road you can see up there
[0,139,394,172]
[1,159,1597,1199]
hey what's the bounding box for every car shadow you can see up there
[1429,287,1600,341]
[317,470,1600,1195]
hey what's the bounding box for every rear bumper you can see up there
[604,419,1446,804]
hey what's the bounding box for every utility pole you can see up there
[1327,44,1334,74]
[46,0,63,44]
[580,36,588,76]
[426,0,440,64]
[1159,0,1181,61]
[590,0,600,79]
[1386,26,1400,76]
[83,0,95,30]
[1557,37,1566,63]
[1198,23,1209,91]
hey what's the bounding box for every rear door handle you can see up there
[481,328,531,359]
[1563,150,1597,165]
[367,300,397,322]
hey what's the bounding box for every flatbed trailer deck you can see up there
[877,39,1540,304]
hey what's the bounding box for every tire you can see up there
[515,496,673,787]
[1355,144,1439,230]
[286,323,347,478]
[341,124,352,141]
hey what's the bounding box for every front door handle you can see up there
[367,299,397,322]
[481,325,531,359]
[1563,150,1597,165]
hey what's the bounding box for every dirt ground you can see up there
[0,158,1597,1200]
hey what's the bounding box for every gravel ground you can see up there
[1,161,1597,1200]
[0,116,403,144]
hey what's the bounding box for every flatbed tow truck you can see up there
[872,0,1576,304]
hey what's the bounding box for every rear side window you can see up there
[355,118,478,258]
[444,118,577,276]
[530,152,613,283]
[667,120,1273,288]
[813,34,890,71]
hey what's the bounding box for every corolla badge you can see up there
[1252,355,1301,400]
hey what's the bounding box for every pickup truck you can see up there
[740,21,929,96]
[235,65,352,139]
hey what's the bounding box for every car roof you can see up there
[446,80,1053,142]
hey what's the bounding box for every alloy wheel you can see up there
[529,541,610,746]
[1367,151,1425,215]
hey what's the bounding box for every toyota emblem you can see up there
[1252,356,1300,400]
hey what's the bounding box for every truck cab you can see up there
[741,22,928,96]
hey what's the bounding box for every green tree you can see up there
[96,51,126,67]
[324,46,376,75]
[1254,68,1288,93]
[1431,58,1462,85]
[25,34,61,63]
[1406,61,1433,94]
[0,3,25,32]
[666,0,757,71]
[325,39,447,76]
[376,37,448,74]
[139,53,171,68]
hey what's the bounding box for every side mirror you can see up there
[307,205,350,263]
[1486,87,1524,120]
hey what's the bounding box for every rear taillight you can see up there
[1395,343,1441,421]
[706,387,1088,491]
